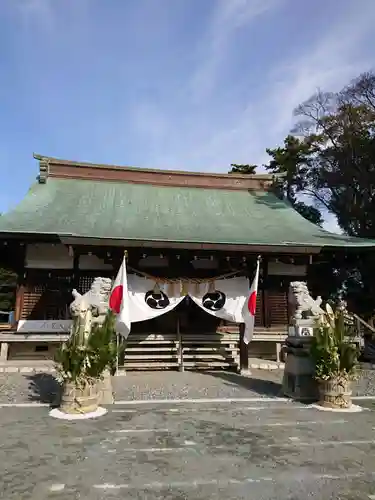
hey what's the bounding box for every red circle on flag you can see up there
[248,291,257,316]
[109,285,123,314]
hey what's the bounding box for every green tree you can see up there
[291,78,375,238]
[265,72,375,318]
[0,267,17,312]
[265,135,324,226]
[229,73,375,317]
[229,141,323,226]
[229,164,257,174]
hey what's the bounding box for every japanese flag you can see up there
[109,255,131,338]
[243,258,260,344]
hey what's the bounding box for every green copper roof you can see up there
[0,177,374,249]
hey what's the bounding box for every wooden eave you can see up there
[59,236,322,254]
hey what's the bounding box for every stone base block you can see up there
[97,370,114,405]
[283,347,317,401]
[283,372,318,401]
[285,352,314,375]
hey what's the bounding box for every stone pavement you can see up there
[1,399,375,499]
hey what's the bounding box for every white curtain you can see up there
[126,274,249,325]
[187,277,249,323]
[127,274,185,323]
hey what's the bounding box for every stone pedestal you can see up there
[282,322,318,401]
[0,342,9,361]
[283,343,317,401]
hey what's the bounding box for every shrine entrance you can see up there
[122,297,239,371]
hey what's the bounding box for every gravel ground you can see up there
[0,366,375,404]
[0,372,61,405]
[113,370,284,401]
[1,400,375,499]
[113,367,375,401]
[353,365,375,396]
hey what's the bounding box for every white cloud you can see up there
[188,0,282,102]
[3,0,375,190]
[170,0,375,172]
[265,14,375,141]
[11,0,55,30]
[209,0,280,49]
[9,0,89,33]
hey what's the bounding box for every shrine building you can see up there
[0,154,374,371]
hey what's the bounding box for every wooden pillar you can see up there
[14,284,25,323]
[176,315,184,372]
[239,323,249,374]
[262,257,269,328]
[239,256,262,374]
[72,248,80,291]
[14,243,27,325]
[14,247,26,324]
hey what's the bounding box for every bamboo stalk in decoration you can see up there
[116,332,119,375]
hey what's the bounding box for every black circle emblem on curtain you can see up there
[145,290,170,309]
[202,291,226,311]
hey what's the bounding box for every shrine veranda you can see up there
[0,155,374,371]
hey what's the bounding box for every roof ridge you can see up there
[33,154,283,191]
[33,153,278,180]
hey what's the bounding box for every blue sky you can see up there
[1,0,375,231]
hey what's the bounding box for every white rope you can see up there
[127,266,243,284]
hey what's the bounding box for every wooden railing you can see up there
[352,314,375,360]
[353,313,375,335]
